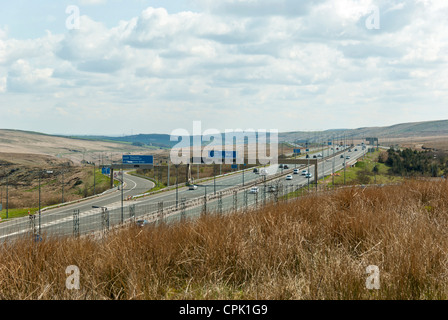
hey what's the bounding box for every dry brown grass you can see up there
[1,180,448,299]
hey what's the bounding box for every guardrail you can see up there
[0,150,371,242]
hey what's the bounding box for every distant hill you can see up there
[280,120,448,143]
[72,119,448,146]
[73,134,175,149]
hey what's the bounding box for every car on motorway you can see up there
[293,169,300,174]
[286,175,293,180]
[253,168,259,173]
[136,219,150,227]
[279,164,284,169]
[188,185,198,190]
[354,148,358,151]
[340,155,344,158]
[249,187,259,194]
[284,165,289,169]
[305,173,313,179]
[306,154,310,158]
[313,155,317,158]
[268,186,277,192]
[346,156,351,159]
[301,170,308,175]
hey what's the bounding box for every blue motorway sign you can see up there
[102,167,111,175]
[294,149,301,154]
[328,142,332,146]
[122,155,154,165]
[209,150,237,159]
[231,164,238,169]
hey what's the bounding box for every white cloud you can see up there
[0,76,6,93]
[78,0,107,5]
[0,0,447,135]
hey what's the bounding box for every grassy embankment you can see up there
[324,150,403,186]
[1,179,447,299]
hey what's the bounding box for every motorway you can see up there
[0,145,367,241]
[162,146,367,223]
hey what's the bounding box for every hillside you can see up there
[0,129,159,166]
[280,119,448,143]
[71,119,448,147]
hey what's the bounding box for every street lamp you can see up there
[38,170,53,235]
[175,164,179,208]
[121,162,124,223]
[213,164,216,195]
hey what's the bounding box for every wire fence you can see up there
[0,180,400,243]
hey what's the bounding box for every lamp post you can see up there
[332,136,335,188]
[307,156,310,191]
[6,173,9,219]
[213,164,216,195]
[175,164,179,208]
[38,170,53,235]
[121,162,124,223]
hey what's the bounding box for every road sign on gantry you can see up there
[294,149,301,154]
[209,151,237,159]
[122,155,154,165]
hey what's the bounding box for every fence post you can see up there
[232,190,237,213]
[29,214,37,237]
[181,198,186,222]
[73,209,80,238]
[255,191,258,208]
[263,184,266,206]
[218,192,223,215]
[202,194,207,216]
[129,204,135,222]
[101,208,109,236]
[158,201,164,224]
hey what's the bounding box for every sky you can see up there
[0,0,447,136]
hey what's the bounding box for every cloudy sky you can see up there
[0,0,447,135]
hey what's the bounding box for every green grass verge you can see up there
[0,207,39,221]
[324,150,403,186]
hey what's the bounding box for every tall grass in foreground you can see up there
[1,180,448,299]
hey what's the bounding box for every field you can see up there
[1,179,448,299]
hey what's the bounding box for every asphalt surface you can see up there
[0,145,368,241]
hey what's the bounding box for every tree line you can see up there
[379,148,443,177]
